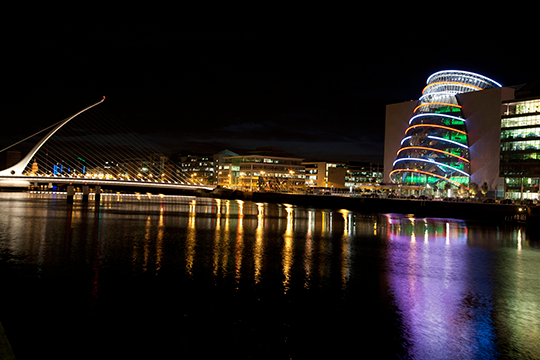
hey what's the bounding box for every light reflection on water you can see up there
[385,215,493,359]
[384,214,540,359]
[0,192,539,359]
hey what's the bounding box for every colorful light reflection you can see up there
[384,214,498,359]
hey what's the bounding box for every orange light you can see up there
[389,169,469,190]
[413,102,462,113]
[422,81,483,94]
[397,146,469,162]
[405,124,467,135]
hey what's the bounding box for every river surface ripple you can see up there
[0,192,539,359]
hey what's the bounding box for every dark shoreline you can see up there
[3,186,535,224]
[205,188,532,224]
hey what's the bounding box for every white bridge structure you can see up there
[0,98,216,192]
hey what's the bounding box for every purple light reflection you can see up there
[384,214,497,359]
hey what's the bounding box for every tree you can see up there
[469,182,479,197]
[481,182,489,197]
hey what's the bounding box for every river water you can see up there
[0,192,539,359]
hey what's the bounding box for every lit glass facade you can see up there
[390,70,501,190]
[345,163,383,187]
[218,155,305,192]
[500,98,540,199]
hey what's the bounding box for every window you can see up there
[516,100,540,115]
[502,114,540,128]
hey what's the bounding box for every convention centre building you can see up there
[384,70,540,200]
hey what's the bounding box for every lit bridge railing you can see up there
[0,175,216,191]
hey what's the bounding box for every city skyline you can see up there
[2,14,539,163]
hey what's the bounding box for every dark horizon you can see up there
[2,13,539,164]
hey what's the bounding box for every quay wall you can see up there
[207,189,529,223]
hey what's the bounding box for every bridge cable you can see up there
[0,119,65,154]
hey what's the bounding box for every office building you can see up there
[218,154,305,192]
[500,91,540,200]
[177,153,216,184]
[172,149,239,185]
[345,162,383,188]
[303,161,347,188]
[303,161,383,190]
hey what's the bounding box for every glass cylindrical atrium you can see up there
[390,70,501,190]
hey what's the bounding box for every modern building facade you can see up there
[218,155,305,192]
[303,161,383,190]
[303,161,347,188]
[345,162,383,188]
[172,149,239,185]
[388,70,503,192]
[500,96,540,199]
[177,154,215,184]
[385,70,515,197]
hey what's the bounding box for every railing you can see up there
[0,175,216,190]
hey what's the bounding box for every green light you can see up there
[434,106,462,114]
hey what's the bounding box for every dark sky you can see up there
[2,10,539,163]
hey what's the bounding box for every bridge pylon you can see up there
[0,97,105,177]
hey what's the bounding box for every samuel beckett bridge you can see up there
[0,98,216,194]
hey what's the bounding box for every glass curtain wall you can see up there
[390,70,502,191]
[500,98,540,200]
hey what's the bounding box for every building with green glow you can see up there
[384,70,516,197]
[500,88,540,200]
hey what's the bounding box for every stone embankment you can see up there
[204,188,531,223]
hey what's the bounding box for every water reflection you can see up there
[339,209,352,289]
[384,214,540,359]
[1,193,540,359]
[303,209,314,289]
[385,215,483,358]
[234,200,244,286]
[282,204,294,293]
[186,199,196,277]
[254,203,264,284]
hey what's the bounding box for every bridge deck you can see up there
[0,176,216,191]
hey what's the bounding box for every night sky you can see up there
[2,11,538,163]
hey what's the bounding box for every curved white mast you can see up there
[0,97,105,176]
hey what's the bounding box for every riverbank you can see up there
[6,186,534,224]
[206,188,531,223]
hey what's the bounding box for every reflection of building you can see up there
[218,155,305,192]
[383,215,488,359]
